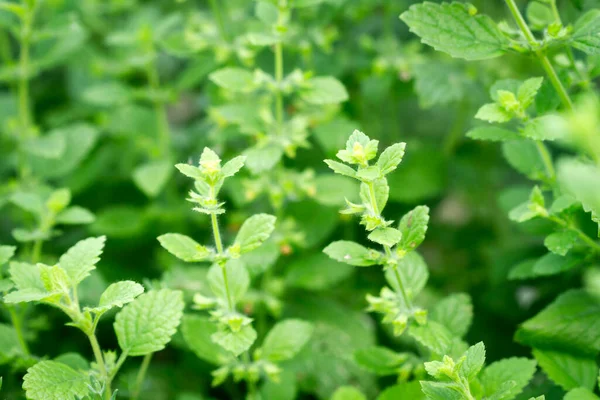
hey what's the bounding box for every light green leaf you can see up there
[502,140,548,180]
[466,126,520,142]
[114,289,184,356]
[571,10,600,55]
[368,227,402,247]
[323,241,381,267]
[244,144,284,175]
[460,342,485,380]
[481,357,537,400]
[521,115,567,141]
[324,159,357,178]
[517,77,544,108]
[408,321,453,355]
[301,76,348,105]
[85,281,144,314]
[255,1,278,25]
[23,360,89,400]
[55,207,95,225]
[430,293,473,338]
[475,103,512,123]
[533,349,597,391]
[376,143,406,176]
[24,132,66,159]
[420,381,462,400]
[259,319,314,362]
[221,156,246,178]
[330,386,366,400]
[0,246,16,266]
[233,214,276,254]
[175,163,203,180]
[10,191,44,216]
[565,388,600,400]
[558,159,600,231]
[356,166,381,182]
[9,262,44,291]
[385,251,429,300]
[516,289,600,356]
[132,160,172,198]
[353,346,405,376]
[158,233,212,262]
[207,259,249,306]
[397,205,430,253]
[181,315,231,365]
[209,67,256,92]
[532,253,580,276]
[212,325,257,356]
[544,230,579,256]
[400,2,509,60]
[59,236,106,286]
[377,382,425,400]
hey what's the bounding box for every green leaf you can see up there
[544,230,579,256]
[10,191,44,216]
[377,382,425,400]
[460,342,485,380]
[517,77,544,108]
[430,293,473,338]
[0,245,16,266]
[233,214,276,254]
[259,319,314,362]
[132,160,172,198]
[516,289,600,356]
[285,252,354,291]
[400,2,509,60]
[571,10,600,55]
[323,241,380,267]
[558,159,600,231]
[502,140,548,180]
[207,259,249,306]
[23,360,89,400]
[244,144,284,175]
[209,67,256,92]
[55,206,95,225]
[481,357,537,400]
[212,325,257,356]
[368,227,402,247]
[356,166,381,182]
[408,321,453,355]
[533,349,597,391]
[397,205,430,253]
[475,103,513,123]
[353,346,405,376]
[376,143,406,175]
[420,381,462,400]
[221,156,246,178]
[324,159,357,178]
[0,323,21,363]
[58,236,106,286]
[331,386,366,400]
[532,253,580,276]
[114,289,184,356]
[466,126,520,141]
[255,1,278,25]
[85,281,144,314]
[301,76,348,105]
[181,315,231,365]
[385,251,429,299]
[23,132,66,159]
[158,233,212,262]
[175,163,203,180]
[412,61,469,108]
[565,388,600,400]
[521,115,567,141]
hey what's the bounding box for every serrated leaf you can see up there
[221,156,246,178]
[86,281,144,314]
[558,159,600,232]
[385,251,429,300]
[481,357,537,400]
[0,245,16,266]
[323,241,380,267]
[516,289,600,356]
[9,262,44,291]
[23,360,89,400]
[467,126,520,141]
[571,10,600,55]
[209,67,256,92]
[59,236,106,286]
[212,325,257,356]
[400,2,509,60]
[408,321,453,355]
[324,159,357,178]
[460,342,485,380]
[132,160,172,198]
[301,76,348,105]
[533,349,596,391]
[376,143,406,175]
[234,214,276,253]
[158,233,211,262]
[259,319,314,362]
[207,259,249,306]
[420,381,462,400]
[475,103,513,123]
[430,293,473,338]
[518,77,544,108]
[354,346,405,376]
[397,205,430,253]
[114,289,184,356]
[181,315,231,365]
[175,163,203,180]
[544,230,579,256]
[368,227,402,247]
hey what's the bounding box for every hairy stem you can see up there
[504,0,573,110]
[131,353,152,400]
[8,306,29,355]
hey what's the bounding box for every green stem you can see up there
[534,140,556,182]
[274,41,284,135]
[210,212,233,310]
[131,353,152,400]
[504,0,573,111]
[8,306,29,355]
[209,0,229,42]
[549,216,600,253]
[145,40,171,157]
[109,351,128,381]
[30,240,42,263]
[88,333,111,400]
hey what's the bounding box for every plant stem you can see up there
[210,207,233,310]
[8,306,29,355]
[209,0,229,42]
[131,353,152,400]
[88,333,111,400]
[145,37,171,158]
[534,140,555,182]
[504,0,573,111]
[549,216,600,253]
[274,41,284,135]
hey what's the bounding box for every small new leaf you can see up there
[368,227,402,247]
[59,236,106,286]
[397,206,429,253]
[85,281,144,314]
[376,143,406,175]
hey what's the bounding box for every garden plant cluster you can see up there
[1,0,600,399]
